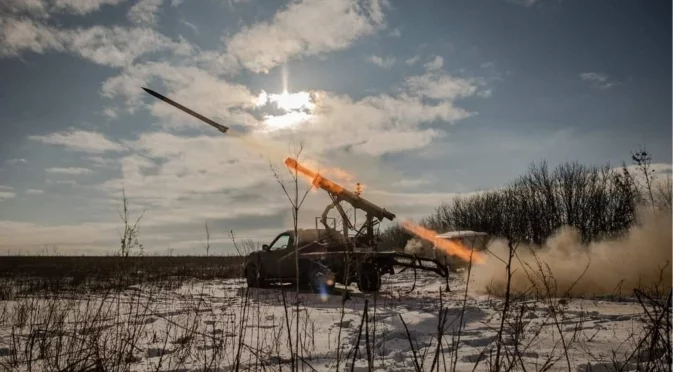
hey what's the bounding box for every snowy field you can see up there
[0,270,663,371]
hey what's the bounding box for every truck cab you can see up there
[243,228,344,290]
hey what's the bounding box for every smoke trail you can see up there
[470,208,672,296]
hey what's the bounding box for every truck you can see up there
[243,157,451,294]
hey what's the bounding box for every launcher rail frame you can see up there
[298,249,451,289]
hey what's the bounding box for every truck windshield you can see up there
[269,234,290,251]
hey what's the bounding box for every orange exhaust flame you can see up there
[400,220,487,264]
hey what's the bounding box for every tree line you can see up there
[379,148,672,251]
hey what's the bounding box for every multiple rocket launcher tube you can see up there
[283,157,396,223]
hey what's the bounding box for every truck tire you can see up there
[357,263,381,293]
[309,267,335,295]
[245,265,265,288]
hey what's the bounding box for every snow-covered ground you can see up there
[0,270,656,371]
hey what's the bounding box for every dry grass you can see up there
[0,256,244,300]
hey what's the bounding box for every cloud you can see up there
[103,107,118,119]
[180,19,198,34]
[1,0,129,17]
[619,163,673,181]
[362,188,482,225]
[367,54,395,69]
[244,67,487,157]
[0,0,48,17]
[193,50,240,76]
[0,18,192,67]
[51,0,127,14]
[88,156,119,168]
[30,129,125,153]
[0,185,16,200]
[96,132,290,226]
[225,0,386,73]
[63,26,192,67]
[46,167,92,175]
[128,0,163,26]
[351,129,443,155]
[506,0,538,6]
[0,220,119,254]
[0,192,16,200]
[580,72,619,89]
[0,217,285,255]
[478,88,493,98]
[404,72,482,101]
[405,55,420,66]
[0,17,64,56]
[423,55,443,71]
[580,72,608,82]
[47,179,77,185]
[388,27,400,37]
[25,189,44,195]
[5,158,27,165]
[391,178,430,189]
[0,191,17,200]
[272,86,477,156]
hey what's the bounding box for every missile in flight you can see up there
[142,87,229,134]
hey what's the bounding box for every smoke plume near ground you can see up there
[404,238,426,255]
[470,208,672,296]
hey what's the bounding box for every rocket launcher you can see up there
[284,157,396,223]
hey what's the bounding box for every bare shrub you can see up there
[118,188,145,258]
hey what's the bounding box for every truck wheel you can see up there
[309,268,335,295]
[357,264,381,293]
[245,265,264,288]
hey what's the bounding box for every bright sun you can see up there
[272,90,314,111]
[255,90,315,130]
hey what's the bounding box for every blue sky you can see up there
[0,0,670,255]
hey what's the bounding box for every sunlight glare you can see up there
[272,91,314,111]
[256,89,316,130]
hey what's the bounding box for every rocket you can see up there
[142,87,229,134]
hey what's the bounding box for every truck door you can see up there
[263,233,292,279]
[276,235,299,279]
